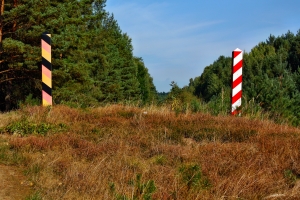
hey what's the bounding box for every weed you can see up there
[24,163,42,177]
[0,141,25,165]
[0,144,9,163]
[110,174,156,200]
[132,174,156,200]
[152,154,167,165]
[178,163,211,191]
[11,150,26,165]
[284,169,299,187]
[25,192,42,200]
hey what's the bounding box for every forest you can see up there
[0,0,157,110]
[179,30,300,126]
[1,0,300,126]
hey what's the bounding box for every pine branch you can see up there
[0,76,40,84]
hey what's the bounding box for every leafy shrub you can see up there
[190,99,201,113]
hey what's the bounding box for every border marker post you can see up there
[231,48,243,115]
[41,32,52,106]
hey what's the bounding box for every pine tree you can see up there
[0,0,156,109]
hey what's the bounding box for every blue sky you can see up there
[106,0,300,92]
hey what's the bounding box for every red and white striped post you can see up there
[231,48,243,115]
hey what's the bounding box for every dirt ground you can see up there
[0,165,32,200]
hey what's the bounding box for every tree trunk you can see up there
[0,0,4,46]
[12,0,17,33]
[0,0,4,44]
[0,0,4,66]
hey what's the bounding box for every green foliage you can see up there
[0,143,10,164]
[109,174,156,200]
[132,174,156,200]
[186,30,300,126]
[178,163,211,191]
[2,117,53,136]
[0,140,25,165]
[0,106,60,135]
[152,154,167,165]
[0,0,157,110]
[284,169,300,187]
[135,57,157,104]
[190,99,201,113]
[24,163,42,177]
[167,81,202,114]
[207,87,231,116]
[25,192,42,200]
[19,94,41,107]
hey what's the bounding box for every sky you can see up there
[106,0,300,92]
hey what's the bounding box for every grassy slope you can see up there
[0,105,300,199]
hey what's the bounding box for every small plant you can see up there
[0,141,25,165]
[110,174,156,200]
[284,169,299,187]
[24,163,42,177]
[25,191,42,200]
[178,163,211,191]
[0,143,9,163]
[132,174,156,200]
[152,154,167,165]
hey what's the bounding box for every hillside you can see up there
[0,105,300,199]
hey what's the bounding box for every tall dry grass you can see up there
[0,104,300,199]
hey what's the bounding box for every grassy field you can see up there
[0,105,300,199]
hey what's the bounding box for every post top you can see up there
[234,48,242,52]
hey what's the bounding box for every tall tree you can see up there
[135,57,157,104]
[0,0,157,109]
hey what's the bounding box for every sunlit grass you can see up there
[0,104,300,199]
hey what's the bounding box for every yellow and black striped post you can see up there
[41,32,52,106]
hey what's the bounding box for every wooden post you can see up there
[41,32,52,106]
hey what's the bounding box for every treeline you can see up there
[1,1,300,126]
[170,30,300,126]
[0,0,157,110]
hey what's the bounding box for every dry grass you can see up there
[1,104,300,199]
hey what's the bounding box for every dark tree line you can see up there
[0,0,157,110]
